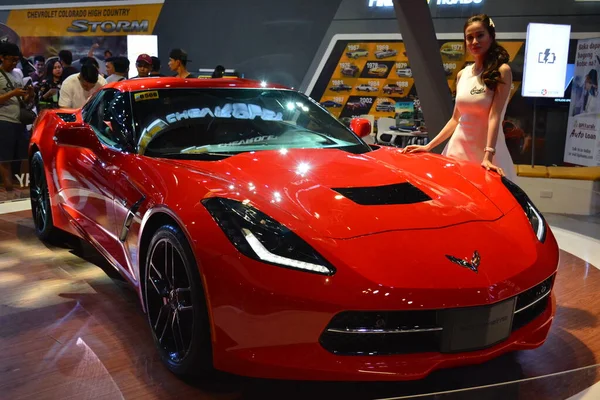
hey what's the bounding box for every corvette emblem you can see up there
[446,251,480,273]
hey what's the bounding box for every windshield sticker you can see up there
[138,118,168,154]
[134,91,159,102]
[217,135,277,147]
[165,103,283,123]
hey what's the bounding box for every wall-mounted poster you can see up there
[310,38,525,136]
[308,36,591,167]
[2,1,163,76]
[563,37,600,166]
[0,1,164,203]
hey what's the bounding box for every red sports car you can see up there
[29,77,558,381]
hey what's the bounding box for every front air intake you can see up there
[332,182,431,206]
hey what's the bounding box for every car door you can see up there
[56,88,133,273]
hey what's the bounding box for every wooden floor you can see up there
[0,209,599,400]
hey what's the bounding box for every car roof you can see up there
[106,77,291,92]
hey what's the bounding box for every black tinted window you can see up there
[85,89,133,148]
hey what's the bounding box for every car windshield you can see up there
[132,88,371,160]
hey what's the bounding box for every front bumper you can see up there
[196,206,559,381]
[212,290,555,381]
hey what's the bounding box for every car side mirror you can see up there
[53,125,100,150]
[350,117,372,138]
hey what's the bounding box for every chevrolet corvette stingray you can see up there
[29,77,559,381]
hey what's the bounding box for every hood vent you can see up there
[57,113,77,122]
[332,182,431,206]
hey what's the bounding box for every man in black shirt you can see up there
[59,50,78,80]
[150,56,164,77]
[168,48,197,79]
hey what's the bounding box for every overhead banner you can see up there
[564,37,600,166]
[4,2,163,37]
[0,1,163,72]
[0,1,163,203]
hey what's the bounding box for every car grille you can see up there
[319,274,555,356]
[512,274,554,331]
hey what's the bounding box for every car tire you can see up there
[144,224,213,377]
[30,151,58,242]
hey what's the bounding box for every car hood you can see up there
[170,147,504,239]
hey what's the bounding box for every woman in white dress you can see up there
[402,14,516,181]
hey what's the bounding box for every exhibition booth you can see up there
[299,0,600,215]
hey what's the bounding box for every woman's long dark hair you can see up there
[464,14,509,91]
[45,59,62,82]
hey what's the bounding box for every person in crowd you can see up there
[78,56,100,70]
[17,56,35,78]
[402,14,516,181]
[58,61,105,109]
[86,43,111,75]
[132,54,152,78]
[168,48,197,78]
[0,42,34,196]
[211,64,225,78]
[105,56,130,83]
[29,55,45,84]
[150,56,164,77]
[105,55,115,78]
[59,50,78,80]
[37,59,63,110]
[10,62,24,83]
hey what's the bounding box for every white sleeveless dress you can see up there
[442,64,517,181]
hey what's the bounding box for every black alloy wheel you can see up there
[144,225,212,376]
[30,151,56,241]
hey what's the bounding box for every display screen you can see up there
[522,23,571,98]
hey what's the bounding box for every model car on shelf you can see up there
[368,64,389,77]
[383,83,405,95]
[440,48,464,60]
[28,77,559,382]
[321,100,343,108]
[396,67,413,78]
[329,83,352,92]
[397,110,414,119]
[345,101,368,111]
[346,49,369,58]
[375,49,398,59]
[376,101,396,112]
[341,64,360,77]
[355,84,379,92]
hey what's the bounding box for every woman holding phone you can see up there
[37,59,64,110]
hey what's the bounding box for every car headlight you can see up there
[502,177,546,242]
[202,197,335,275]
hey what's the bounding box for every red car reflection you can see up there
[503,120,545,164]
[28,78,558,381]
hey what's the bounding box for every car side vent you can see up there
[332,182,431,206]
[56,113,77,122]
